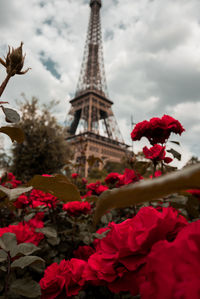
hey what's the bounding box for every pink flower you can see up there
[63,201,91,217]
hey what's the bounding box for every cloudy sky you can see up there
[0,0,200,167]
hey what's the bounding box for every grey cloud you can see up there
[40,56,61,80]
[104,29,114,41]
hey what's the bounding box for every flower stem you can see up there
[4,252,11,298]
[0,74,11,97]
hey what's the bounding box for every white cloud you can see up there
[0,0,200,166]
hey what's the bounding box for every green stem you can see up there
[153,161,157,177]
[4,252,11,298]
[0,74,11,97]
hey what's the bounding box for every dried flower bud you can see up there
[0,42,30,77]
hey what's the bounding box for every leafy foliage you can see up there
[10,98,72,181]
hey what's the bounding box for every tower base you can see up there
[67,132,129,177]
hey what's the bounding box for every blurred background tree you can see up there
[10,97,72,181]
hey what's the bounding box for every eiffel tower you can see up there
[66,0,128,177]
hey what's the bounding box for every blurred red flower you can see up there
[143,144,173,164]
[63,201,91,217]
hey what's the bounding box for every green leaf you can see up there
[94,163,200,225]
[167,148,181,161]
[0,126,24,143]
[170,140,180,146]
[9,278,41,298]
[0,249,7,262]
[0,233,17,253]
[0,265,7,272]
[36,227,57,239]
[1,107,20,123]
[36,227,60,245]
[0,185,33,201]
[11,243,39,258]
[27,174,81,202]
[11,255,45,269]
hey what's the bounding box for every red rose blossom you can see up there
[71,173,79,179]
[84,207,188,295]
[63,201,91,216]
[186,189,200,199]
[143,144,173,164]
[29,189,58,208]
[131,115,184,145]
[40,258,86,299]
[14,194,31,209]
[150,170,162,178]
[116,169,142,187]
[73,245,95,261]
[86,181,108,196]
[40,260,68,299]
[105,173,120,185]
[82,178,88,185]
[0,172,22,189]
[140,220,200,299]
[0,221,44,246]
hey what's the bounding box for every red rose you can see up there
[84,207,187,295]
[27,212,44,229]
[29,189,58,208]
[0,222,44,245]
[71,173,79,179]
[63,201,91,216]
[73,245,95,261]
[143,144,173,164]
[116,169,142,187]
[131,120,150,141]
[150,170,162,178]
[82,178,88,184]
[86,181,108,195]
[40,260,67,299]
[14,194,30,209]
[140,220,200,299]
[105,173,120,185]
[65,258,86,296]
[186,189,200,199]
[81,190,93,199]
[164,156,173,163]
[131,115,184,145]
[40,259,86,299]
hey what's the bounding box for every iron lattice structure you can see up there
[76,0,108,97]
[66,0,128,176]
